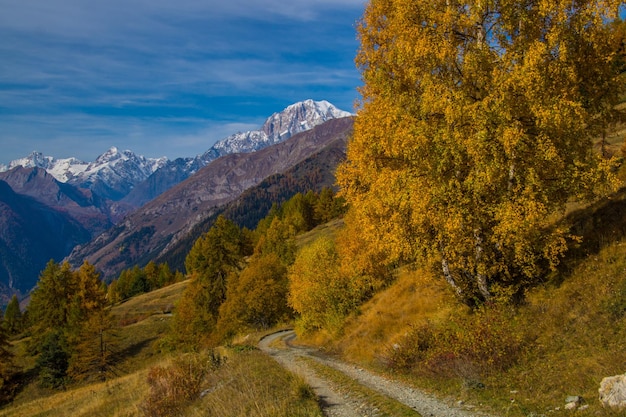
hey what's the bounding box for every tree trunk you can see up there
[441,257,463,297]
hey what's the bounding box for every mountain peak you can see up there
[207,99,352,158]
[93,146,127,165]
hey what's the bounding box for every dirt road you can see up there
[259,330,495,417]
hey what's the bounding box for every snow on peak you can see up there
[0,151,88,183]
[1,146,166,191]
[210,99,352,157]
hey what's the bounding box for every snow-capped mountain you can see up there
[0,100,354,299]
[122,100,352,206]
[67,147,168,201]
[0,147,168,201]
[0,152,88,183]
[199,99,353,162]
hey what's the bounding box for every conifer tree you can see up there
[68,309,117,382]
[3,295,22,336]
[144,261,158,291]
[174,216,247,346]
[36,331,69,388]
[255,217,298,265]
[66,261,117,382]
[0,309,13,393]
[338,0,625,303]
[28,261,77,341]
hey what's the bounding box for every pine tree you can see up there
[36,331,69,388]
[338,0,625,304]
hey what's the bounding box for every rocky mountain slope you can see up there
[0,167,113,236]
[0,148,167,202]
[0,180,91,300]
[154,117,353,272]
[68,117,354,280]
[122,100,352,207]
[204,99,352,158]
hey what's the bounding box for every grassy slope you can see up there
[295,118,626,417]
[5,207,626,417]
[0,281,322,417]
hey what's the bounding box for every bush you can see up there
[385,305,527,383]
[141,350,223,417]
[383,322,434,371]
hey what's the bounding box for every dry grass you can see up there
[0,370,149,417]
[112,280,188,325]
[0,277,322,417]
[0,347,324,417]
[322,235,626,416]
[295,218,344,248]
[0,281,188,413]
[110,280,188,372]
[502,241,626,416]
[186,349,322,417]
[333,267,457,364]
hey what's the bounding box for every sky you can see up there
[0,0,366,165]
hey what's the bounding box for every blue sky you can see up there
[0,0,365,164]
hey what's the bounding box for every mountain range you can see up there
[0,100,351,205]
[0,100,353,300]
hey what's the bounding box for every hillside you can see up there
[5,186,626,416]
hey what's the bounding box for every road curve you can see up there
[259,329,376,417]
[259,330,496,417]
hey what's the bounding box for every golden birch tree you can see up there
[338,0,625,303]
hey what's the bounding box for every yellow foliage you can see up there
[288,237,362,335]
[338,0,625,303]
[217,253,291,338]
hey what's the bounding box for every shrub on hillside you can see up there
[140,350,223,417]
[385,305,527,383]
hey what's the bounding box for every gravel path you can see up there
[259,330,497,417]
